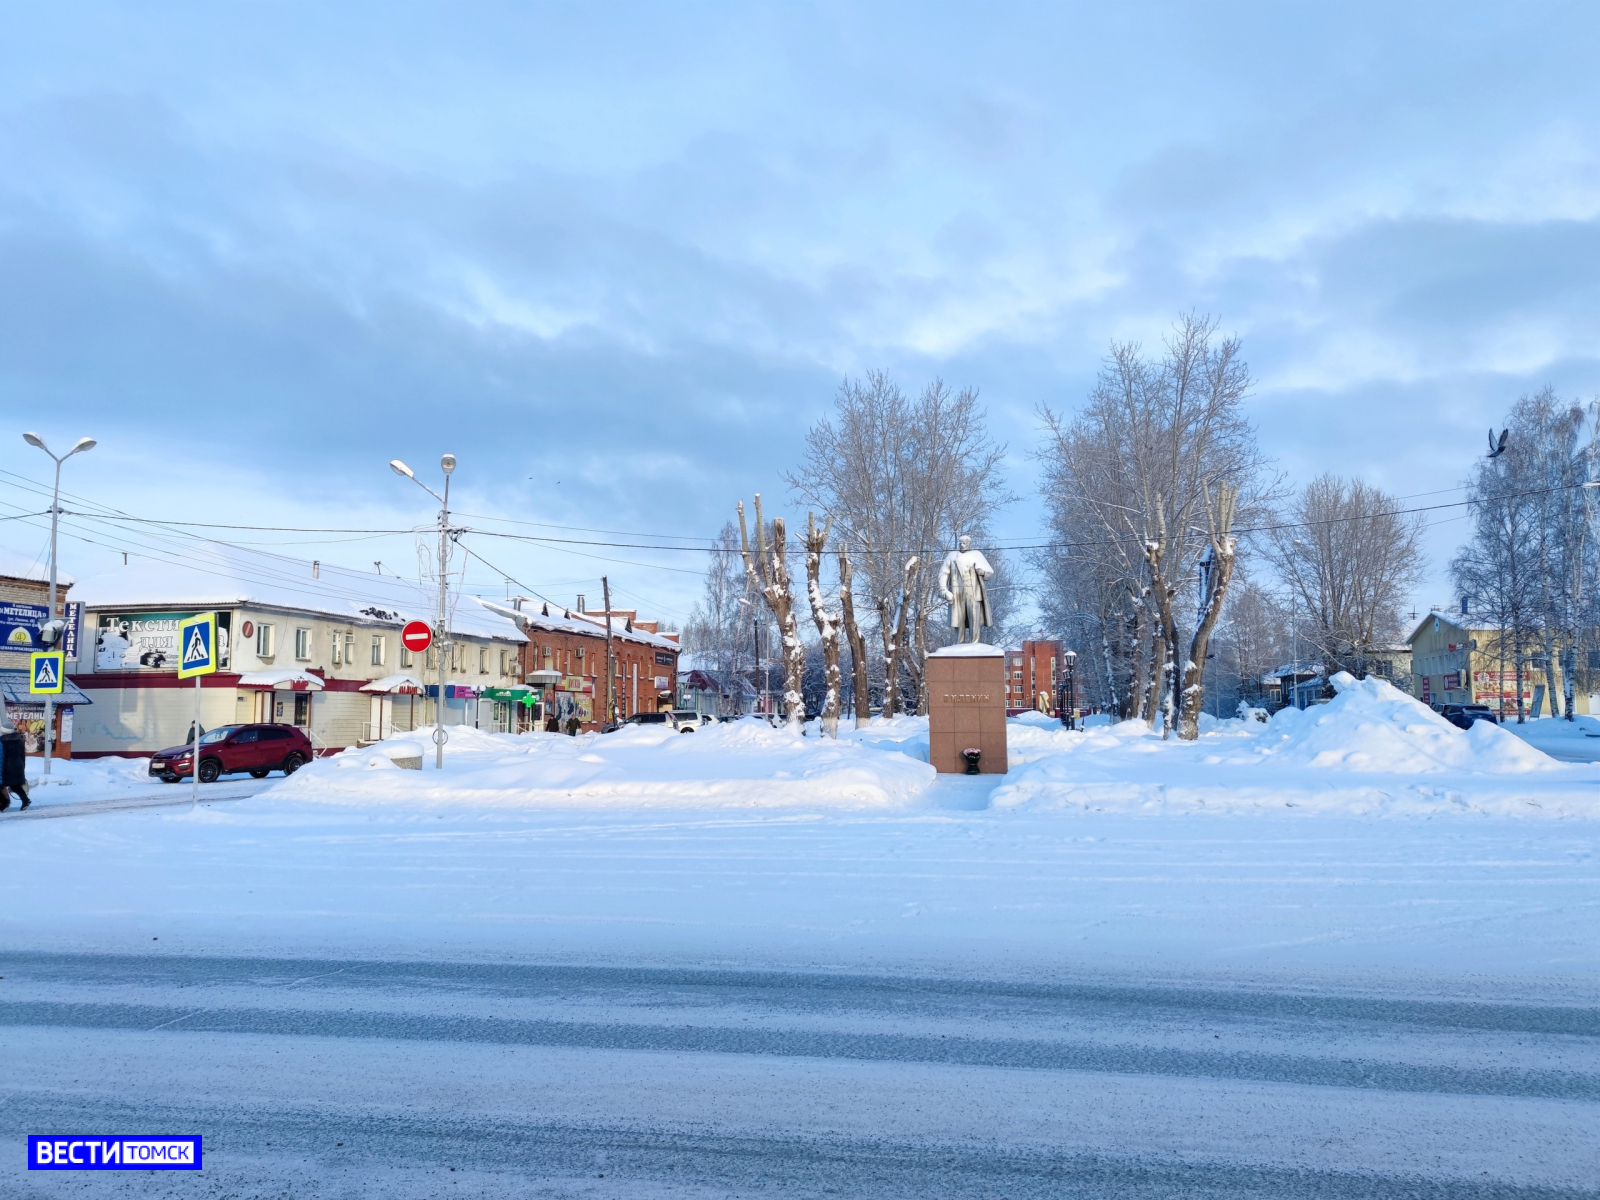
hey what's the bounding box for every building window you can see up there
[256,623,275,659]
[478,646,488,674]
[401,645,413,669]
[344,632,355,666]
[371,635,385,666]
[425,647,436,671]
[294,628,310,660]
[499,648,508,675]
[331,632,342,666]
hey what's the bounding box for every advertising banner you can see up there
[62,601,83,660]
[95,612,231,672]
[0,600,49,651]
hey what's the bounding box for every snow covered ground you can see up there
[3,675,1597,1196]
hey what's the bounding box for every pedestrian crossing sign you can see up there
[176,612,218,679]
[29,651,64,694]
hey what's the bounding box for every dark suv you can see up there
[150,723,313,783]
[1439,704,1500,730]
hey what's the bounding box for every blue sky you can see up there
[2,1,1598,625]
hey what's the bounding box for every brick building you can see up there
[1004,639,1063,715]
[489,600,679,729]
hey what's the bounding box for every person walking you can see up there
[0,719,30,811]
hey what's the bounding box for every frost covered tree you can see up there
[803,513,843,737]
[738,494,808,729]
[836,545,871,728]
[1451,389,1600,722]
[1263,475,1426,679]
[1037,314,1266,738]
[789,372,1010,716]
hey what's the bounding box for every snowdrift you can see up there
[270,719,936,810]
[993,673,1600,818]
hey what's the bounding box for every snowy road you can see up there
[5,777,273,820]
[3,953,1597,1198]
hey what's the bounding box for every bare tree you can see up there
[682,521,753,712]
[1037,314,1267,738]
[1451,390,1600,722]
[1177,483,1239,738]
[1263,475,1426,679]
[790,372,1010,712]
[738,495,807,729]
[804,513,843,738]
[837,545,871,728]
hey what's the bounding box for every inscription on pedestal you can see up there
[925,645,1008,774]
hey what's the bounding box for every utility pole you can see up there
[22,432,95,777]
[390,453,455,770]
[601,575,617,726]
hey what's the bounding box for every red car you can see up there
[149,723,313,784]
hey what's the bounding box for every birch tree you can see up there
[837,545,871,727]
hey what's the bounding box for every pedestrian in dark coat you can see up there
[0,726,29,811]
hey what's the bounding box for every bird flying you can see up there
[1487,428,1508,459]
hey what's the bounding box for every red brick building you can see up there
[503,601,679,729]
[1004,639,1062,715]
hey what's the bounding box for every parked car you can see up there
[149,723,313,783]
[605,711,716,734]
[670,710,717,733]
[1439,704,1500,730]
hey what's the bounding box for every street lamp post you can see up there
[390,453,455,770]
[22,432,96,777]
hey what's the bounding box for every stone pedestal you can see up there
[926,643,1007,774]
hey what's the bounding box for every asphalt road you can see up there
[3,954,1595,1198]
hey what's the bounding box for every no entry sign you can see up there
[402,620,433,653]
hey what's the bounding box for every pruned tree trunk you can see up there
[804,513,842,738]
[910,598,931,716]
[876,556,919,718]
[838,546,871,728]
[1142,505,1181,739]
[1178,483,1239,740]
[738,494,807,730]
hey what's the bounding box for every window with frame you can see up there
[331,631,343,666]
[256,623,275,659]
[344,632,355,666]
[478,646,488,674]
[499,648,508,675]
[400,645,413,668]
[371,635,385,667]
[425,647,436,670]
[294,628,310,660]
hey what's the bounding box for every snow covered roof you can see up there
[477,598,679,652]
[0,546,74,588]
[70,542,524,643]
[0,669,92,706]
[360,673,426,694]
[237,669,325,691]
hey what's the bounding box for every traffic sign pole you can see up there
[176,613,218,807]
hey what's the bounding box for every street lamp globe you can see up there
[441,453,456,475]
[22,431,47,451]
[70,437,96,455]
[389,459,415,479]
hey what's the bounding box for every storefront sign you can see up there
[0,601,48,651]
[655,651,674,666]
[62,601,83,660]
[95,612,231,671]
[1442,671,1461,691]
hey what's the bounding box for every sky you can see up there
[2,0,1598,628]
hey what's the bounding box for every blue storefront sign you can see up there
[0,601,48,651]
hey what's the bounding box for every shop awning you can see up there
[360,673,427,695]
[525,669,562,687]
[0,670,92,706]
[237,669,326,691]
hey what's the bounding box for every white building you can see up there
[68,544,527,756]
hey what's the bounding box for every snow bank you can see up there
[993,673,1600,818]
[270,720,936,810]
[17,754,162,809]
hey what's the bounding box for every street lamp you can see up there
[22,432,96,777]
[1060,649,1077,730]
[391,453,456,770]
[739,596,767,715]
